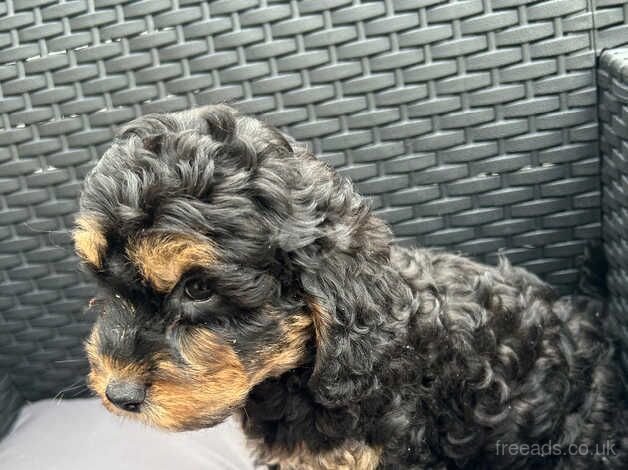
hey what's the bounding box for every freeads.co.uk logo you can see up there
[495,440,616,457]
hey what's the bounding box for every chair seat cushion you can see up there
[0,398,254,470]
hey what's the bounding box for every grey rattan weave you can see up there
[1,0,627,437]
[599,47,628,374]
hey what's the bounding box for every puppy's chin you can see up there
[147,409,235,433]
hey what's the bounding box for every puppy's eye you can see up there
[183,278,213,301]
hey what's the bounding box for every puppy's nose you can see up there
[105,381,146,412]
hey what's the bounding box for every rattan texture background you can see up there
[0,0,627,435]
[599,47,628,374]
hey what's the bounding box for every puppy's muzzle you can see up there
[105,380,147,413]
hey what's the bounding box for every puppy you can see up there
[75,105,627,469]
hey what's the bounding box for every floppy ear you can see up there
[301,233,411,407]
[274,157,412,408]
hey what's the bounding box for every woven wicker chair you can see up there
[0,1,627,466]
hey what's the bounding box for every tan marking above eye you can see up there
[73,216,107,268]
[126,233,216,293]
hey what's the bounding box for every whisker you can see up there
[68,385,89,398]
[54,379,87,402]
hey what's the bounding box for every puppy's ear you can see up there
[305,294,386,408]
[287,171,410,407]
[302,240,407,407]
[250,136,411,407]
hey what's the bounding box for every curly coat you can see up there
[75,105,627,469]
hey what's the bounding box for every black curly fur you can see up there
[79,105,628,469]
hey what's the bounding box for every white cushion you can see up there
[0,398,255,470]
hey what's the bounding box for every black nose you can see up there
[105,381,146,412]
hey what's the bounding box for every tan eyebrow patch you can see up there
[73,216,107,268]
[126,233,216,293]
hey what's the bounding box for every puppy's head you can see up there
[76,105,395,431]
